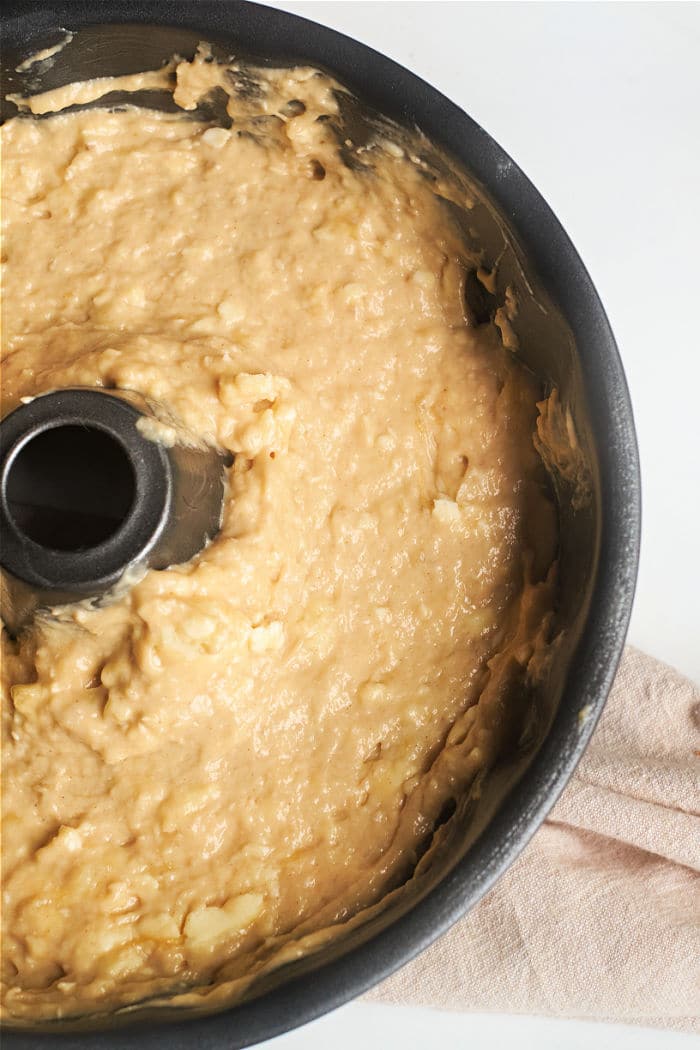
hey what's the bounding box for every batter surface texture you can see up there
[1,52,557,1020]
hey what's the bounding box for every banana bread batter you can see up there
[1,50,557,1021]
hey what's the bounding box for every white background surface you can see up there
[258,2,699,1048]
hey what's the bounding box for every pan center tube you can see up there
[0,388,230,633]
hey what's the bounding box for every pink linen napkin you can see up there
[364,647,700,1032]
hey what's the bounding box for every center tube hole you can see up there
[5,425,136,552]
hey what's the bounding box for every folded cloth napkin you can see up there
[364,647,700,1032]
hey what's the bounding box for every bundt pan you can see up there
[0,2,641,1046]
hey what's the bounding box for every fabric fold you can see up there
[364,648,700,1032]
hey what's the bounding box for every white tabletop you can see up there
[260,2,700,1047]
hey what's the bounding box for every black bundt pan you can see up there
[1,2,641,1046]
